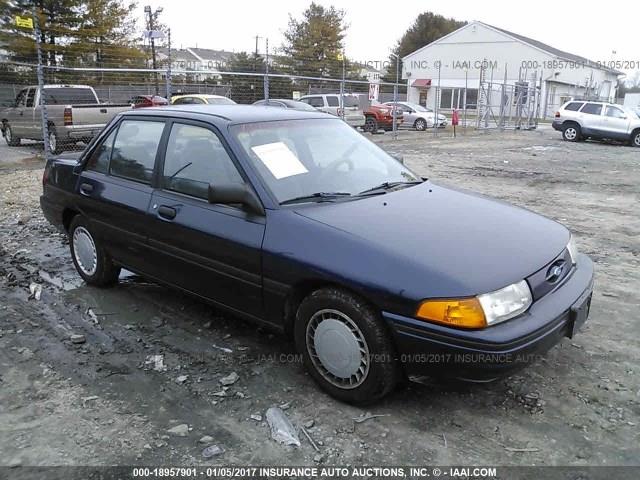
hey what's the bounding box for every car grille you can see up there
[526,248,573,301]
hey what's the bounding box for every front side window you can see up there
[581,103,603,115]
[15,89,27,107]
[86,128,117,174]
[110,120,165,184]
[26,88,36,107]
[605,106,626,119]
[163,123,243,200]
[232,118,421,204]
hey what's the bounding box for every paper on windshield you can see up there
[251,142,308,179]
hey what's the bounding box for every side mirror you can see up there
[208,183,265,216]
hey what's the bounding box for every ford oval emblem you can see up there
[546,263,564,282]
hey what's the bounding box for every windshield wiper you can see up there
[280,192,351,205]
[357,180,423,196]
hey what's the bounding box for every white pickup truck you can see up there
[1,85,131,154]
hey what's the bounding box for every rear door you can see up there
[11,88,29,137]
[146,120,265,318]
[579,102,604,134]
[76,117,167,272]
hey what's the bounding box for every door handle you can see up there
[79,183,94,195]
[158,205,177,220]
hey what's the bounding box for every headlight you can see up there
[379,108,389,114]
[416,280,532,329]
[566,235,578,265]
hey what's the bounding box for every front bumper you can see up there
[383,253,594,381]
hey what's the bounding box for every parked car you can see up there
[40,105,594,404]
[130,95,169,109]
[171,94,236,106]
[252,98,317,112]
[298,93,366,128]
[0,85,132,154]
[384,101,447,131]
[363,101,403,133]
[552,100,640,147]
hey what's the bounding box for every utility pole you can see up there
[253,35,262,103]
[145,5,163,95]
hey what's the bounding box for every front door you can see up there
[146,120,265,319]
[601,105,630,139]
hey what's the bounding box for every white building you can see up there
[402,21,622,118]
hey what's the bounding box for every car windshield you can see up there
[206,97,236,105]
[231,118,421,204]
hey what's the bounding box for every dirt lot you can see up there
[0,128,639,469]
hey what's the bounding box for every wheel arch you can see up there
[282,279,379,337]
[62,208,80,232]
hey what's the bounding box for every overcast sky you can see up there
[142,0,638,77]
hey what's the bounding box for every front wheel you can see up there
[294,288,399,404]
[562,124,581,142]
[631,131,640,148]
[414,118,427,131]
[4,123,21,146]
[69,215,120,286]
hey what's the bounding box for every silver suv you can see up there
[552,100,640,147]
[299,94,366,128]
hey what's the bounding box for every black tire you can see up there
[3,123,21,146]
[562,123,581,142]
[363,116,378,133]
[294,287,399,404]
[69,215,120,287]
[414,118,427,131]
[631,130,640,148]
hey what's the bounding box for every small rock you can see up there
[303,419,315,429]
[167,424,189,437]
[219,372,239,386]
[70,334,86,344]
[250,414,262,422]
[313,453,324,463]
[266,406,300,447]
[199,435,214,444]
[175,375,188,384]
[28,283,42,301]
[202,444,224,458]
[279,402,291,410]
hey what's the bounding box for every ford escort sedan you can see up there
[40,105,594,404]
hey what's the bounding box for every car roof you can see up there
[122,104,331,124]
[172,94,229,100]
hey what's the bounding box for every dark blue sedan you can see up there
[40,105,594,404]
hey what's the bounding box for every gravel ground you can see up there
[0,128,639,470]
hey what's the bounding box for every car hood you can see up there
[293,181,569,297]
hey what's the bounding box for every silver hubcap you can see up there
[416,120,425,130]
[565,128,577,140]
[6,127,11,143]
[73,226,98,276]
[306,309,370,389]
[49,132,56,152]
[635,134,640,146]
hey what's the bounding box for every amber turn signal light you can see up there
[416,298,487,329]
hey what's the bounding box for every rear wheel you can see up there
[414,118,427,131]
[4,123,21,146]
[69,215,120,286]
[363,116,378,133]
[294,287,399,404]
[562,124,581,142]
[48,126,63,155]
[631,130,640,148]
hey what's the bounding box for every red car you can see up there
[363,102,403,133]
[130,95,169,109]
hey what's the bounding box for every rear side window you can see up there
[581,103,603,115]
[15,89,27,106]
[110,120,164,184]
[86,128,116,174]
[326,96,339,107]
[162,123,243,200]
[564,102,584,111]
